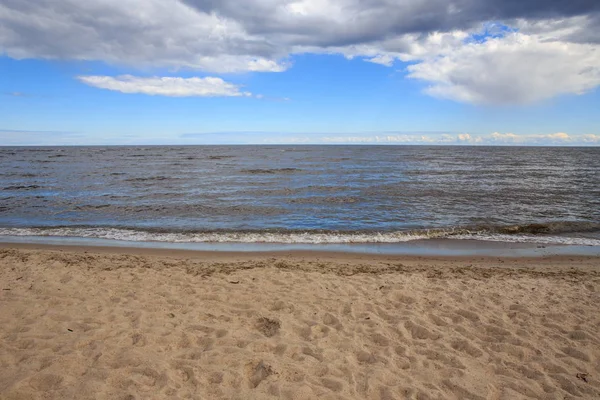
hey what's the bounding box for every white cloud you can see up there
[487,132,579,145]
[365,54,395,66]
[457,133,471,141]
[77,75,252,97]
[320,133,463,144]
[582,134,600,143]
[321,136,376,143]
[489,132,522,143]
[544,132,571,141]
[406,32,600,104]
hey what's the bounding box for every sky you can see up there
[1,0,600,146]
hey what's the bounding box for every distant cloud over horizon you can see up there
[178,131,600,146]
[314,132,600,146]
[1,128,599,146]
[2,0,600,104]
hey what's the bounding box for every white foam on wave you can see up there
[0,227,434,244]
[1,227,599,246]
[451,233,600,247]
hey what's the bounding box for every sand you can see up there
[0,245,599,399]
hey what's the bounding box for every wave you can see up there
[2,185,42,190]
[289,196,360,204]
[0,222,599,246]
[124,176,170,182]
[241,168,301,174]
[450,233,600,246]
[208,155,235,160]
[496,221,600,235]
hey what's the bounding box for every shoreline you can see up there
[2,235,600,259]
[1,242,600,275]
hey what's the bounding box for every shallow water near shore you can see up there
[2,235,600,257]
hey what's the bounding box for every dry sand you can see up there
[0,245,599,399]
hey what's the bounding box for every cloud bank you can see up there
[77,76,252,97]
[180,131,600,146]
[3,129,598,146]
[1,0,600,103]
[312,132,600,145]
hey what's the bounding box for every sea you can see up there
[1,145,599,252]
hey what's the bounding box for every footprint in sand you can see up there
[245,360,274,388]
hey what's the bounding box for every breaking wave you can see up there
[0,221,599,246]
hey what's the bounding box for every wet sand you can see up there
[1,244,599,399]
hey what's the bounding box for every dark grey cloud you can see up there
[183,0,600,47]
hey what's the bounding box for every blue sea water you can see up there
[1,145,599,246]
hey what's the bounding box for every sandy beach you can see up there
[0,244,599,399]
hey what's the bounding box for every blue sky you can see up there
[1,0,600,145]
